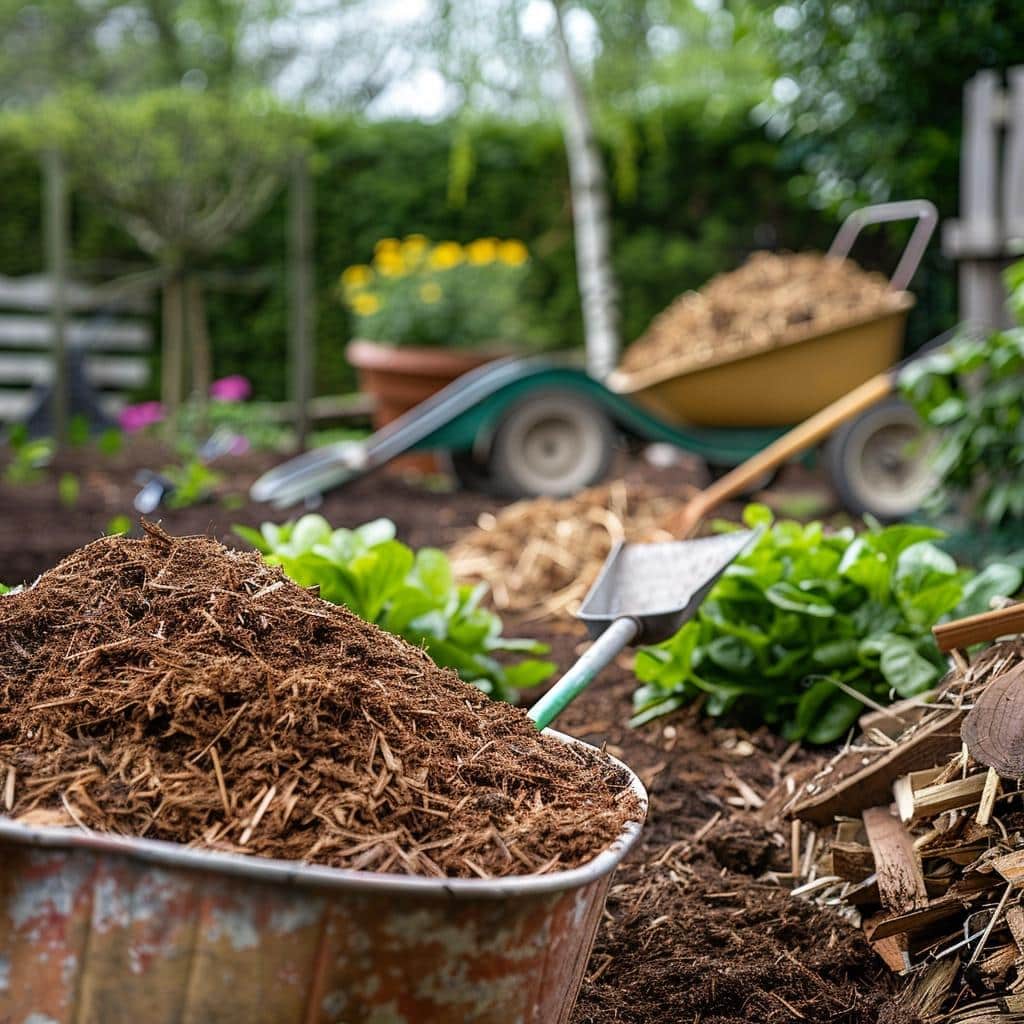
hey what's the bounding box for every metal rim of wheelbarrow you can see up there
[0,729,647,901]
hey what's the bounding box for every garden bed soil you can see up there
[0,447,897,1021]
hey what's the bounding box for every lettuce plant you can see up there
[235,515,554,702]
[632,505,1021,744]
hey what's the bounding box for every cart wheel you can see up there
[826,397,936,522]
[490,391,616,497]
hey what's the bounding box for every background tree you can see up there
[18,89,304,410]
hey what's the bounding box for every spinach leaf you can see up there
[633,506,1020,743]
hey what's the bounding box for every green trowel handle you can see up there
[528,617,640,731]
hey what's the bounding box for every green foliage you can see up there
[631,505,1022,745]
[341,235,536,349]
[12,89,304,266]
[57,472,80,508]
[901,262,1024,526]
[97,429,124,457]
[761,1,1024,351]
[0,583,8,594]
[0,103,834,399]
[3,429,55,484]
[162,459,223,510]
[235,514,555,702]
[105,515,132,536]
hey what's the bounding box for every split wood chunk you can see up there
[866,876,1001,941]
[863,805,928,915]
[989,850,1024,887]
[1007,905,1024,954]
[933,602,1024,653]
[789,710,966,824]
[902,773,990,823]
[870,935,910,974]
[962,663,1024,779]
[832,840,875,882]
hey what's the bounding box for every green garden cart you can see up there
[253,201,940,522]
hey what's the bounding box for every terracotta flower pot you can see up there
[347,339,498,474]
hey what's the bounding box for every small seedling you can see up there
[68,415,91,447]
[3,435,56,485]
[105,515,132,536]
[162,458,223,509]
[97,429,124,457]
[58,472,80,508]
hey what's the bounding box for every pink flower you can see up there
[210,375,252,402]
[118,401,164,433]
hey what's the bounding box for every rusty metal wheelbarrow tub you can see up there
[0,729,647,1024]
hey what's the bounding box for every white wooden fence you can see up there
[944,67,1024,328]
[0,274,152,424]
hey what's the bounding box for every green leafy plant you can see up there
[0,584,9,595]
[162,459,223,510]
[3,430,55,485]
[901,261,1024,526]
[57,472,80,508]
[97,429,124,457]
[235,515,554,702]
[632,505,1021,745]
[106,515,132,537]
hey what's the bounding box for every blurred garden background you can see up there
[1,0,1020,401]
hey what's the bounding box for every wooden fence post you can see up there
[42,148,69,443]
[288,153,314,451]
[944,67,1024,329]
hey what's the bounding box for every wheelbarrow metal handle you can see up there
[827,199,939,291]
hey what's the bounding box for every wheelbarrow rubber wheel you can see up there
[490,390,616,497]
[825,396,936,522]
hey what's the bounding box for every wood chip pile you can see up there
[785,637,1024,1023]
[448,482,678,619]
[618,251,901,377]
[0,524,641,878]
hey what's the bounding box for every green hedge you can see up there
[0,105,947,400]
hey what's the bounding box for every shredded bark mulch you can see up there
[0,523,640,878]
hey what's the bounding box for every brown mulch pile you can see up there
[0,523,640,878]
[618,251,901,377]
[449,481,680,618]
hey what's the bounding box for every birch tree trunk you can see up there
[552,1,621,379]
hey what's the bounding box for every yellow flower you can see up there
[402,234,429,260]
[466,237,499,265]
[341,264,374,289]
[352,292,381,316]
[498,239,529,267]
[374,237,401,256]
[429,241,464,270]
[374,248,406,277]
[419,282,443,304]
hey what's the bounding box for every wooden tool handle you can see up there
[667,373,894,537]
[933,603,1024,652]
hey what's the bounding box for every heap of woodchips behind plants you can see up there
[618,251,903,376]
[449,481,677,618]
[0,523,640,879]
